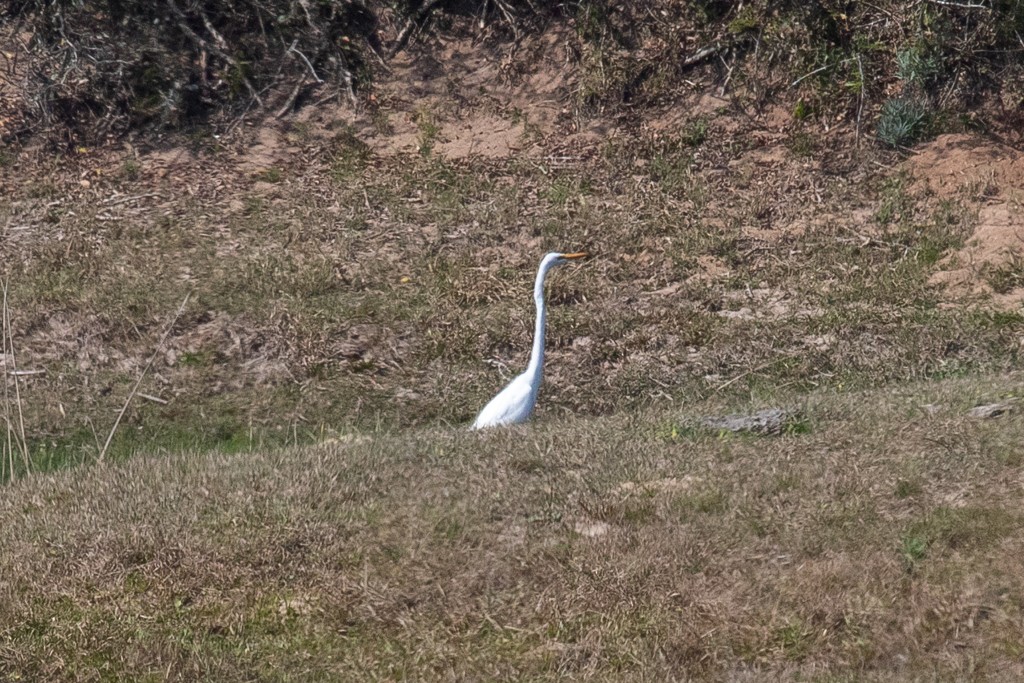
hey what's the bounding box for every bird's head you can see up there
[544,251,588,268]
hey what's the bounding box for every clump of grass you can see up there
[545,175,591,208]
[773,621,812,660]
[788,131,815,158]
[120,159,141,180]
[877,97,928,148]
[672,487,729,518]
[901,506,1019,569]
[681,117,709,147]
[900,532,929,568]
[894,478,922,499]
[873,173,913,226]
[330,127,371,180]
[649,150,693,193]
[895,46,942,90]
[255,167,284,183]
[985,258,1024,294]
[414,107,440,156]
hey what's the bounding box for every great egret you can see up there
[472,251,587,430]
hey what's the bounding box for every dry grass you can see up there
[1,36,1023,677]
[1,374,1022,680]
[0,115,1020,481]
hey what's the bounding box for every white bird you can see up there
[472,251,588,430]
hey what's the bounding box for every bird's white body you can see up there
[471,370,538,429]
[472,252,586,430]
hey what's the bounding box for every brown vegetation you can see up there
[1,2,1023,680]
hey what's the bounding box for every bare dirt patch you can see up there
[909,134,1024,308]
[339,31,575,160]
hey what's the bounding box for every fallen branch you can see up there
[681,43,723,68]
[923,0,991,9]
[275,74,309,119]
[288,42,324,83]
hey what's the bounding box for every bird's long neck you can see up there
[525,262,551,381]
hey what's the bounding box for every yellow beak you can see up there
[560,252,588,259]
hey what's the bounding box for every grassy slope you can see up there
[1,375,1023,680]
[3,12,1024,677]
[2,118,1021,477]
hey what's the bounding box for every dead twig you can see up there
[714,355,796,393]
[275,74,309,119]
[922,0,991,8]
[791,58,854,87]
[855,53,865,148]
[718,48,736,96]
[389,0,444,59]
[165,0,263,107]
[99,293,190,462]
[288,42,324,84]
[102,192,162,206]
[681,43,723,68]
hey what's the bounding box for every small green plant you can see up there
[656,422,699,441]
[179,350,213,367]
[775,622,811,659]
[243,196,264,216]
[256,167,283,183]
[783,417,812,435]
[895,47,941,89]
[727,5,759,34]
[121,159,141,180]
[792,99,811,121]
[877,97,927,148]
[330,127,371,180]
[545,177,590,207]
[371,108,393,135]
[894,479,921,499]
[415,107,440,157]
[900,533,929,566]
[873,174,912,225]
[681,117,709,147]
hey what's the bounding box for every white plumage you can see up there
[472,251,587,430]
